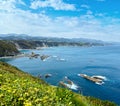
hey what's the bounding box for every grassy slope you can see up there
[0,62,116,106]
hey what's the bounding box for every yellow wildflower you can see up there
[0,94,4,98]
[24,101,32,106]
[18,97,24,101]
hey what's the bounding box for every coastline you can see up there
[0,54,26,59]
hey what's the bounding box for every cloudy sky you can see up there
[0,0,120,42]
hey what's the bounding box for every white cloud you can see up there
[86,10,93,15]
[0,0,16,12]
[0,0,26,12]
[0,0,120,42]
[81,4,90,9]
[18,0,26,6]
[95,13,105,17]
[30,0,76,11]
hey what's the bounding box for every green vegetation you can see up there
[0,62,116,106]
[0,40,19,57]
[14,40,37,49]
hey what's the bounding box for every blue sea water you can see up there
[1,45,120,105]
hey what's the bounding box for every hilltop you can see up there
[0,62,116,106]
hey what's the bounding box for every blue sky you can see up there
[0,0,120,42]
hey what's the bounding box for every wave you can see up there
[60,76,79,90]
[52,55,57,58]
[64,82,78,90]
[95,81,104,85]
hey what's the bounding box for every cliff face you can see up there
[0,62,116,106]
[0,40,19,57]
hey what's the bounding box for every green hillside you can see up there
[0,40,19,57]
[0,62,116,106]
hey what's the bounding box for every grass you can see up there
[0,62,116,106]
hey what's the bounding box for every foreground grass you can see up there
[0,62,116,106]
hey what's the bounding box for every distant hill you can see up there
[0,34,107,49]
[0,34,106,43]
[0,34,31,40]
[0,40,19,57]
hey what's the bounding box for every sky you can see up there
[0,0,120,42]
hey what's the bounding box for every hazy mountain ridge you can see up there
[0,34,109,50]
[0,34,106,44]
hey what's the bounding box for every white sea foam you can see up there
[52,55,57,58]
[92,75,107,81]
[77,74,87,77]
[95,81,104,85]
[64,83,78,90]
